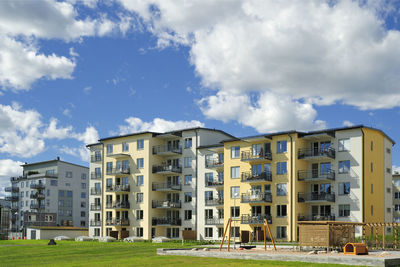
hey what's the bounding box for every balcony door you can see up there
[167,176,179,186]
[167,210,179,219]
[251,206,262,216]
[320,205,331,217]
[312,163,318,178]
[264,143,271,154]
[205,209,213,219]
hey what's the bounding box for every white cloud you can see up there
[0,159,23,198]
[117,117,204,135]
[393,165,400,174]
[342,120,355,127]
[43,118,73,139]
[119,0,400,131]
[83,86,92,94]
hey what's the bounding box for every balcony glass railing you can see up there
[298,170,335,181]
[297,192,335,202]
[241,171,272,182]
[298,148,335,159]
[151,217,182,226]
[152,200,181,208]
[152,145,182,155]
[205,217,224,225]
[105,218,129,226]
[152,165,182,173]
[105,184,130,192]
[106,168,130,175]
[241,193,272,203]
[241,150,272,161]
[152,183,181,191]
[240,214,272,224]
[105,201,130,209]
[205,198,224,206]
[297,214,335,221]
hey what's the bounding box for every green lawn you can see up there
[0,240,357,267]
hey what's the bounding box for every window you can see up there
[231,227,240,237]
[59,190,64,197]
[66,171,73,178]
[184,157,192,168]
[65,200,72,207]
[387,208,392,213]
[184,138,192,148]
[277,226,287,239]
[137,139,144,150]
[50,180,57,186]
[339,204,350,217]
[387,187,391,193]
[184,175,192,185]
[81,173,87,180]
[231,186,240,198]
[387,148,391,154]
[106,144,113,154]
[81,183,86,189]
[231,146,240,158]
[395,204,400,211]
[276,184,287,196]
[339,182,350,195]
[395,192,400,199]
[136,210,143,220]
[81,211,86,217]
[184,192,192,202]
[137,175,144,186]
[81,202,86,208]
[21,182,24,188]
[137,227,143,237]
[338,160,350,174]
[230,206,240,218]
[95,167,101,178]
[371,141,373,151]
[371,162,373,172]
[66,210,72,216]
[276,162,287,175]
[205,191,213,200]
[95,151,101,161]
[65,183,71,187]
[395,180,400,187]
[136,193,143,203]
[47,189,50,196]
[387,168,392,174]
[218,228,224,238]
[58,210,64,216]
[371,184,373,194]
[122,142,129,152]
[231,166,240,178]
[371,205,374,216]
[185,210,192,220]
[277,141,287,153]
[338,138,350,151]
[320,162,331,174]
[106,162,113,173]
[277,205,287,217]
[81,192,86,198]
[137,158,144,169]
[205,227,213,238]
[81,221,86,227]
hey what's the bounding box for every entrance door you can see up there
[241,230,250,243]
[31,230,36,240]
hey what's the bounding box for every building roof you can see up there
[21,158,88,169]
[26,226,88,231]
[197,143,224,149]
[86,142,102,147]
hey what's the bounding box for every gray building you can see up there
[6,158,89,234]
[0,199,11,239]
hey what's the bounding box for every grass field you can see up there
[0,240,356,267]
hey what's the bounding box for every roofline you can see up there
[21,159,88,169]
[197,143,224,149]
[222,130,300,143]
[86,142,102,148]
[99,131,158,141]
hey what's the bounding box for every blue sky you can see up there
[1,0,400,195]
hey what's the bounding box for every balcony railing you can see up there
[90,155,102,163]
[241,171,272,183]
[298,170,335,181]
[30,183,45,190]
[205,198,224,206]
[152,183,181,191]
[30,204,44,210]
[5,186,19,193]
[298,148,335,159]
[90,204,101,211]
[105,201,130,209]
[241,150,272,161]
[152,165,182,174]
[205,180,224,187]
[90,220,101,227]
[90,188,102,195]
[241,193,272,203]
[106,184,130,193]
[5,196,19,201]
[30,193,45,199]
[205,159,224,169]
[152,217,182,226]
[241,214,272,224]
[105,218,130,226]
[152,145,182,155]
[106,168,131,175]
[91,172,102,179]
[298,214,336,221]
[205,217,224,225]
[298,192,335,203]
[152,200,181,209]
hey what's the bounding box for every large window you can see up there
[184,138,192,148]
[339,160,350,174]
[137,175,144,186]
[231,166,240,178]
[277,141,287,153]
[122,142,129,152]
[184,157,192,168]
[276,205,287,217]
[184,192,192,202]
[184,175,192,185]
[231,146,240,158]
[320,162,331,174]
[230,186,240,198]
[252,164,262,176]
[205,173,213,183]
[137,139,144,150]
[137,158,144,169]
[106,144,113,154]
[230,206,240,218]
[339,204,350,217]
[205,227,213,238]
[276,184,287,196]
[136,193,143,203]
[185,210,192,220]
[252,144,262,156]
[338,138,350,151]
[277,226,287,239]
[136,210,143,220]
[106,162,113,173]
[137,227,143,237]
[276,162,287,175]
[65,171,73,178]
[339,182,350,195]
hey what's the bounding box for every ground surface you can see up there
[0,240,357,267]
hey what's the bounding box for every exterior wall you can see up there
[393,175,400,222]
[26,228,88,240]
[88,144,103,237]
[384,138,393,223]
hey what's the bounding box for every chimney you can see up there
[57,156,60,161]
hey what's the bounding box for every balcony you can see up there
[241,150,272,161]
[105,201,130,209]
[205,179,224,188]
[205,198,224,206]
[90,155,102,163]
[30,203,44,210]
[30,193,45,199]
[152,217,182,226]
[5,196,19,201]
[297,214,336,221]
[241,193,272,203]
[90,204,101,211]
[105,218,130,226]
[241,214,272,225]
[152,145,182,155]
[30,183,45,190]
[152,183,181,191]
[152,165,182,174]
[298,148,335,160]
[90,188,102,195]
[26,172,58,179]
[90,220,101,227]
[152,200,181,209]
[106,168,131,175]
[205,159,224,169]
[298,192,335,203]
[11,206,18,211]
[91,172,102,179]
[205,217,224,225]
[106,185,130,193]
[298,170,335,182]
[241,171,272,183]
[5,186,19,193]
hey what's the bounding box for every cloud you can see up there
[117,117,204,135]
[83,86,92,94]
[119,0,400,131]
[343,120,355,127]
[0,159,24,198]
[393,165,400,174]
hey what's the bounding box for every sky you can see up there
[1,0,400,196]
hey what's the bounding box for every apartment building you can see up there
[6,158,89,234]
[0,199,11,239]
[87,127,233,239]
[220,125,394,242]
[393,174,400,222]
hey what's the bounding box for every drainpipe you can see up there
[195,130,199,235]
[288,134,293,241]
[361,130,365,223]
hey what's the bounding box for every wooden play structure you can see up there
[344,243,369,255]
[219,218,276,251]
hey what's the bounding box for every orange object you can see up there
[344,243,369,255]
